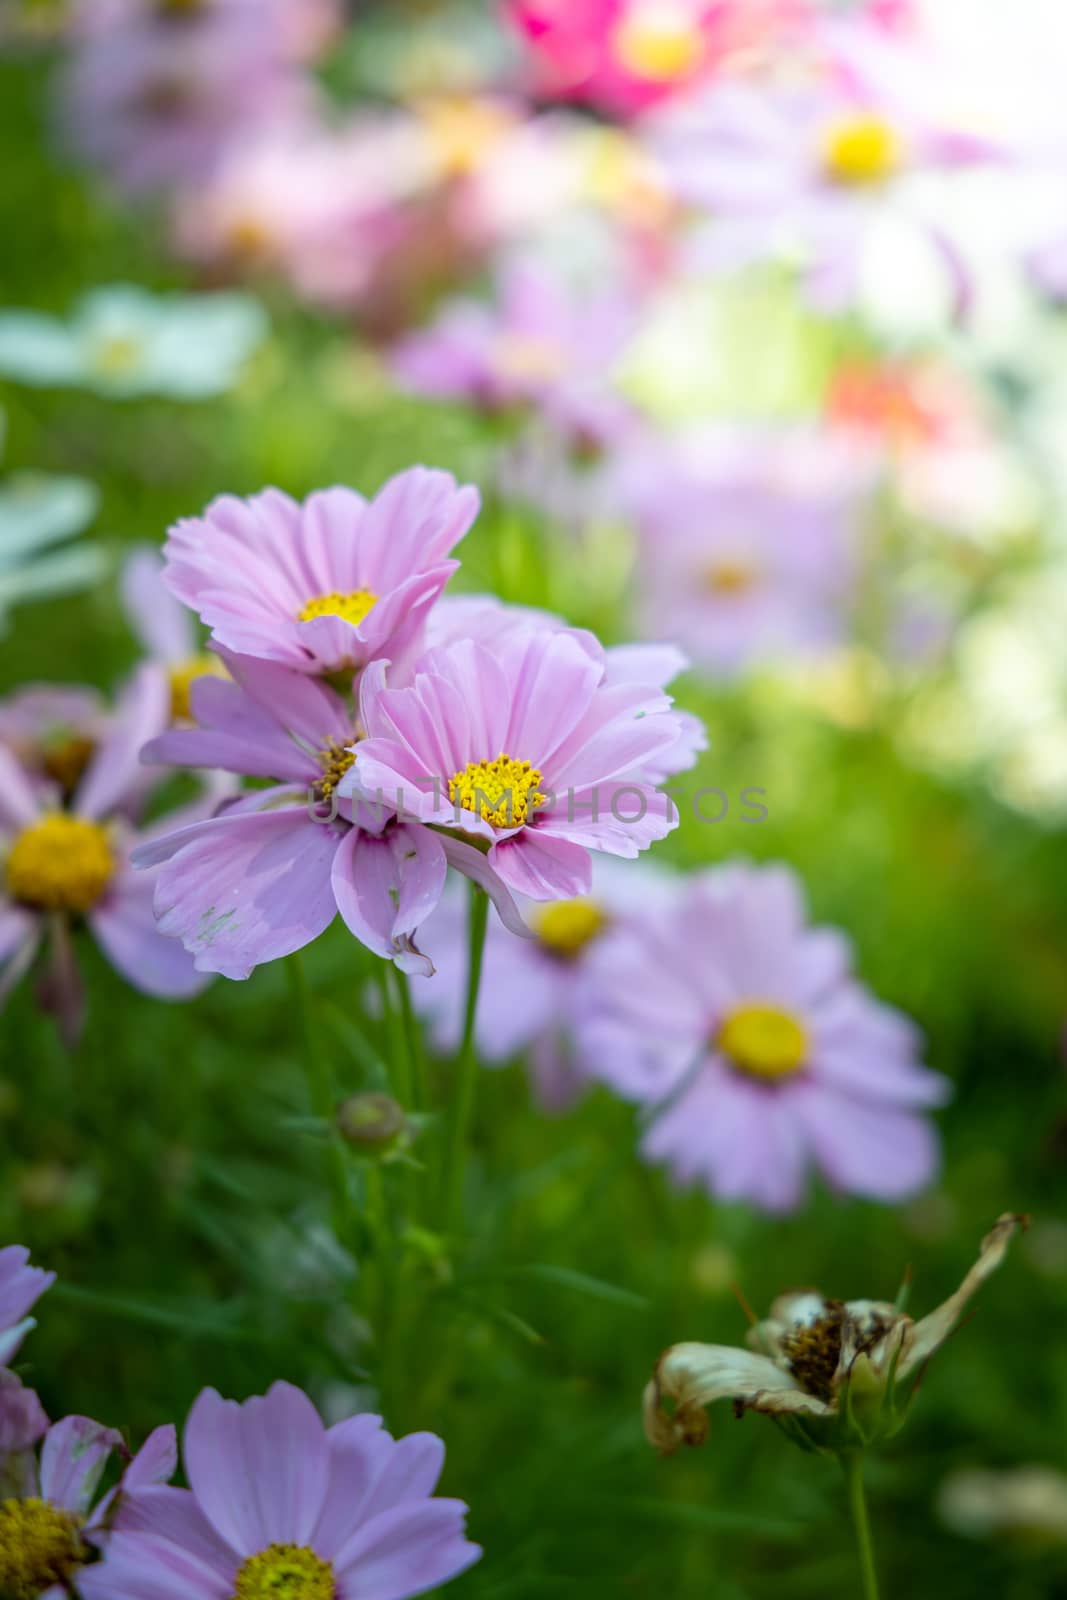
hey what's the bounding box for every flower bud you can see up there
[336,1093,407,1156]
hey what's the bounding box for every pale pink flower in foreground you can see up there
[0,666,212,1043]
[645,1213,1023,1453]
[0,1409,175,1596]
[81,1381,479,1600]
[653,21,1000,310]
[341,627,686,901]
[0,1244,55,1367]
[578,862,949,1212]
[162,468,478,679]
[136,653,525,978]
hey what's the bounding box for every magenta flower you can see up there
[162,468,478,679]
[578,863,950,1212]
[343,626,685,902]
[391,262,639,452]
[1,665,212,1043]
[135,653,524,978]
[0,1411,175,1598]
[653,21,999,310]
[81,1381,479,1600]
[616,429,859,677]
[0,1245,55,1368]
[507,0,804,118]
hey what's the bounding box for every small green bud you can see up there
[336,1093,407,1155]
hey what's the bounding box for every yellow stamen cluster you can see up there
[89,335,144,377]
[297,590,378,628]
[535,898,607,960]
[41,734,96,798]
[717,1003,809,1081]
[232,1543,335,1600]
[0,1497,86,1600]
[449,754,546,829]
[315,738,356,802]
[823,115,903,186]
[702,558,759,597]
[5,815,115,914]
[169,652,226,722]
[612,6,705,82]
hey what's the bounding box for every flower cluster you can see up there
[0,1245,478,1600]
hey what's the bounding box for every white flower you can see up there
[0,285,267,398]
[0,471,106,631]
[644,1214,1025,1455]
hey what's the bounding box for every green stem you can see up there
[396,970,428,1113]
[286,954,350,1243]
[440,883,489,1235]
[842,1452,880,1600]
[378,965,413,1109]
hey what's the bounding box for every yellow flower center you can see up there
[491,334,567,386]
[823,115,903,186]
[232,1544,335,1600]
[90,334,144,377]
[41,734,96,799]
[612,5,705,82]
[169,652,226,722]
[781,1304,844,1401]
[5,814,115,915]
[315,738,356,803]
[717,1003,809,1080]
[449,753,547,829]
[0,1497,86,1600]
[534,898,607,959]
[702,558,760,597]
[297,590,378,628]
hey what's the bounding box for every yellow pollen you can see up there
[491,334,567,386]
[449,753,547,829]
[534,898,607,959]
[823,115,903,186]
[41,734,96,798]
[0,1497,86,1600]
[612,5,705,82]
[226,215,274,262]
[718,1003,809,1080]
[5,814,115,915]
[232,1544,335,1600]
[297,590,378,628]
[90,334,144,377]
[315,738,356,802]
[702,558,759,597]
[169,652,226,722]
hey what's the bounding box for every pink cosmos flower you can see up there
[653,21,999,311]
[0,686,108,806]
[0,1411,175,1596]
[135,652,525,978]
[0,1244,55,1367]
[0,665,212,1044]
[81,1380,480,1600]
[341,626,684,902]
[162,468,479,679]
[391,261,640,453]
[412,860,675,1110]
[0,1372,50,1462]
[616,429,859,677]
[507,0,806,118]
[57,0,327,195]
[577,862,950,1212]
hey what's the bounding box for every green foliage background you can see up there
[2,47,1067,1600]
